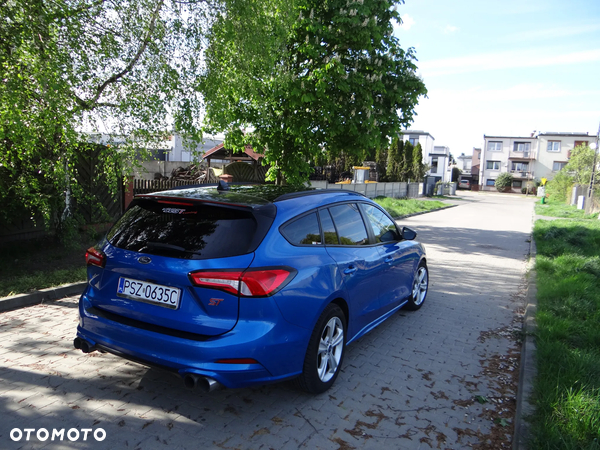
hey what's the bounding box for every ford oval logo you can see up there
[138,256,152,264]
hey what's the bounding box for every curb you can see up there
[513,233,538,449]
[0,282,87,313]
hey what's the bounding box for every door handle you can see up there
[385,256,393,263]
[344,266,357,275]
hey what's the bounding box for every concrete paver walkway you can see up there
[0,191,536,449]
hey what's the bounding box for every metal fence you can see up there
[308,181,423,199]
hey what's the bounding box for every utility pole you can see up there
[587,121,600,214]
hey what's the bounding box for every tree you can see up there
[545,144,598,202]
[412,142,427,181]
[564,144,596,187]
[495,172,513,192]
[200,0,427,184]
[1,0,213,235]
[451,167,461,182]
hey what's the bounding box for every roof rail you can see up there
[274,189,367,202]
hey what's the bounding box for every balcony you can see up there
[509,170,534,179]
[508,150,536,160]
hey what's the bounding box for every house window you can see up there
[511,162,529,172]
[486,179,495,186]
[512,180,522,188]
[465,161,472,171]
[431,157,438,173]
[487,141,502,152]
[553,162,567,171]
[486,160,500,170]
[514,142,531,152]
[574,140,588,148]
[409,137,418,146]
[547,141,561,152]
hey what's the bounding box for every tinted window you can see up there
[281,213,322,245]
[319,209,339,245]
[328,204,369,246]
[107,200,258,259]
[362,204,398,243]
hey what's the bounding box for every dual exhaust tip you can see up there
[73,337,222,392]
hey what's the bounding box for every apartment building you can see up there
[481,131,596,189]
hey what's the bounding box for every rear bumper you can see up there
[76,293,309,389]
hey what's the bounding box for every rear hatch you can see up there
[87,190,276,337]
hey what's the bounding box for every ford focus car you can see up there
[75,185,428,394]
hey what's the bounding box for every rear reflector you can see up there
[189,267,296,297]
[216,358,259,364]
[85,247,106,268]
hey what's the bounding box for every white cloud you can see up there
[419,49,600,77]
[443,25,459,34]
[399,14,415,31]
[500,23,600,43]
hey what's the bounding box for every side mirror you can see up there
[401,226,417,241]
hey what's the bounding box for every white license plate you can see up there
[117,277,181,309]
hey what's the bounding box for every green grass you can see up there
[531,219,600,449]
[535,198,599,219]
[0,236,94,298]
[374,197,448,218]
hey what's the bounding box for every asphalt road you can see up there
[0,191,536,449]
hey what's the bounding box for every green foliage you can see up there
[451,167,461,182]
[546,144,599,204]
[1,0,212,234]
[403,141,414,181]
[546,169,574,202]
[373,197,446,218]
[201,0,427,185]
[531,219,600,448]
[412,143,427,181]
[536,198,598,220]
[494,172,513,191]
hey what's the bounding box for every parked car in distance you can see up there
[75,185,428,394]
[458,179,471,190]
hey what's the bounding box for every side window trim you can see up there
[317,207,340,245]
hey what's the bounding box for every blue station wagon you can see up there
[75,186,428,393]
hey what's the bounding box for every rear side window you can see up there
[107,200,258,259]
[328,204,369,246]
[281,213,322,245]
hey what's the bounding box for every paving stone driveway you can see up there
[0,191,536,450]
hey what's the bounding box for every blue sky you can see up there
[394,0,600,156]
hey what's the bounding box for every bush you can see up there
[495,172,513,192]
[521,181,537,195]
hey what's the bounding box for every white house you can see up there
[481,131,596,189]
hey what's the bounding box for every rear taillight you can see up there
[188,268,296,297]
[86,247,106,268]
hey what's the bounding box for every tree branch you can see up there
[80,0,164,110]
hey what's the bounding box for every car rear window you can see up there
[107,199,259,259]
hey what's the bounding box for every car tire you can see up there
[295,304,346,394]
[405,262,428,311]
